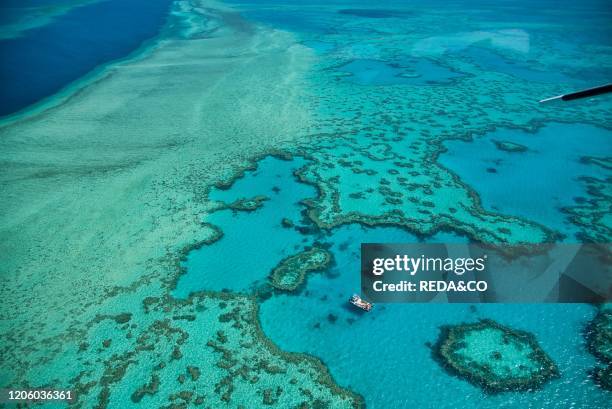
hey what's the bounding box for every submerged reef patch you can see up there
[492,139,528,153]
[296,138,559,244]
[580,156,612,171]
[270,247,332,291]
[434,319,559,393]
[592,365,612,391]
[226,195,269,212]
[66,292,364,408]
[2,0,612,407]
[562,176,612,243]
[586,307,612,362]
[585,306,612,390]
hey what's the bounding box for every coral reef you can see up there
[585,306,612,391]
[0,2,361,407]
[562,176,612,243]
[592,365,612,391]
[434,319,559,393]
[226,195,269,212]
[60,291,364,408]
[580,156,612,171]
[492,139,528,153]
[586,307,612,362]
[270,247,332,291]
[1,0,610,407]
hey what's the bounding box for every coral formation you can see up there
[1,0,610,407]
[270,247,332,291]
[434,319,559,393]
[492,139,528,153]
[226,195,269,212]
[585,306,612,391]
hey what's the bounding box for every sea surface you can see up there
[439,123,611,240]
[178,156,608,408]
[180,0,610,407]
[1,0,610,407]
[0,0,173,117]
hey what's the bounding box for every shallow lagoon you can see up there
[176,156,461,296]
[440,123,612,240]
[175,157,316,296]
[261,299,604,408]
[178,155,609,408]
[2,0,611,407]
[183,1,611,406]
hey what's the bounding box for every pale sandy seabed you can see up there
[0,1,361,407]
[0,0,104,40]
[0,0,611,407]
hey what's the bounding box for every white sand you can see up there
[0,0,313,366]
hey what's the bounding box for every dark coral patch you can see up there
[269,247,332,291]
[434,319,559,393]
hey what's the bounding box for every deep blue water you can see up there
[0,0,173,117]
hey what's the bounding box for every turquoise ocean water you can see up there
[178,1,611,407]
[440,123,611,240]
[178,156,609,408]
[2,0,610,407]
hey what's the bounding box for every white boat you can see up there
[349,294,372,312]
